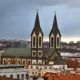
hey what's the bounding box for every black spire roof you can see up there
[31,11,43,36]
[49,13,61,37]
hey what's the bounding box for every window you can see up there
[28,61,31,64]
[26,74,28,79]
[30,66,33,69]
[33,52,36,56]
[10,75,13,78]
[45,61,47,64]
[45,67,47,69]
[21,74,24,79]
[36,66,38,69]
[39,37,41,47]
[33,36,36,47]
[39,62,42,64]
[17,74,19,79]
[38,52,42,56]
[51,37,53,47]
[57,37,59,47]
[3,75,6,77]
[49,67,52,69]
[23,61,25,65]
[33,62,36,64]
[32,72,34,75]
[18,60,21,64]
[4,60,6,64]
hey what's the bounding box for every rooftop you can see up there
[0,76,19,80]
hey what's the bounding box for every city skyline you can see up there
[0,0,80,43]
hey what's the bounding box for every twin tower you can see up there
[31,11,61,63]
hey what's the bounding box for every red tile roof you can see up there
[0,76,19,80]
[42,72,80,80]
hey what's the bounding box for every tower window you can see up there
[33,36,36,47]
[57,37,60,47]
[4,60,6,64]
[38,52,42,57]
[39,37,41,47]
[51,37,53,47]
[33,52,36,56]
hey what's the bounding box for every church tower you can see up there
[49,12,61,49]
[31,11,43,65]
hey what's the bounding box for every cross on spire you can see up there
[36,8,39,12]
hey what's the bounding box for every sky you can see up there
[0,0,80,43]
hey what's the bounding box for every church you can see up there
[0,11,63,66]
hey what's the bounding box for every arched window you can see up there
[51,37,53,47]
[28,61,31,65]
[4,60,6,64]
[18,60,21,64]
[57,37,60,47]
[39,37,41,47]
[45,61,47,65]
[23,61,25,65]
[33,36,35,47]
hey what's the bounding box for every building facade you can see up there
[0,64,28,80]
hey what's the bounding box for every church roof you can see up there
[49,48,64,65]
[2,48,31,58]
[43,48,54,58]
[2,48,64,65]
[31,11,43,36]
[49,13,61,37]
[2,48,64,64]
[2,48,54,59]
[54,56,64,65]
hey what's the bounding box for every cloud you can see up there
[0,0,80,8]
[0,0,80,42]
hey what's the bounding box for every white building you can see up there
[0,64,28,80]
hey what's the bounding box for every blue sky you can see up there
[0,0,80,42]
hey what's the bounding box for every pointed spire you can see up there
[53,12,58,30]
[34,9,40,30]
[49,12,61,37]
[31,10,43,36]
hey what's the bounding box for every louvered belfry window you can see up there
[33,36,35,47]
[51,37,53,47]
[39,37,41,47]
